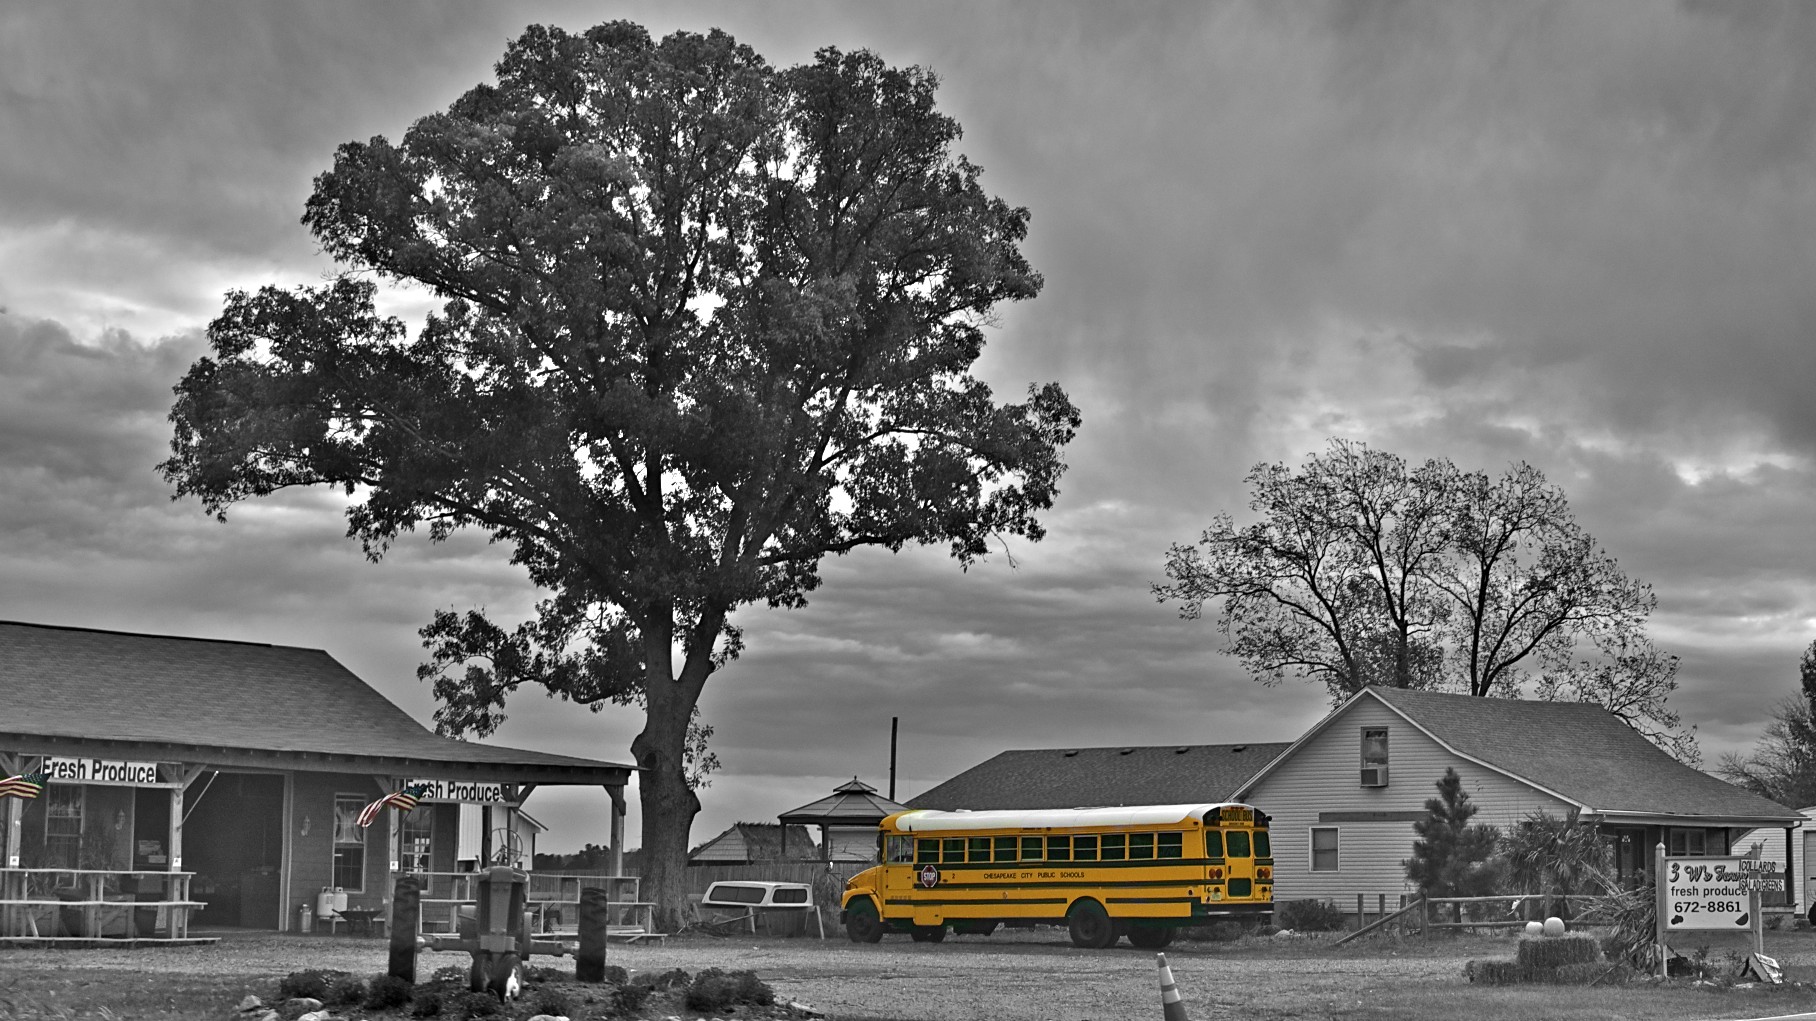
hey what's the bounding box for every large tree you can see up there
[1715,640,1816,807]
[160,22,1078,927]
[1155,440,1690,757]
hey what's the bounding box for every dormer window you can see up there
[1360,727,1389,787]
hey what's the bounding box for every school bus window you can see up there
[1047,836,1071,861]
[969,837,992,861]
[1158,832,1184,859]
[1020,836,1043,861]
[1073,835,1098,861]
[887,836,915,863]
[943,837,967,861]
[1101,833,1126,860]
[1205,830,1224,857]
[1253,831,1271,857]
[1226,831,1251,857]
[917,839,940,863]
[993,836,1018,862]
[1130,833,1155,859]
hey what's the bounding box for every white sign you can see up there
[45,757,160,785]
[406,779,509,803]
[1664,856,1782,930]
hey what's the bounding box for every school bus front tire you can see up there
[1066,899,1117,949]
[844,898,884,943]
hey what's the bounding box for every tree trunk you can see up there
[632,722,700,934]
[629,618,705,935]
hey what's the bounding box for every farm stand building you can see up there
[0,620,632,940]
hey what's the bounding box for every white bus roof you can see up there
[885,803,1257,832]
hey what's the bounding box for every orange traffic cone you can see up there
[1157,952,1189,1021]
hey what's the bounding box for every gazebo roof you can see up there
[778,777,908,825]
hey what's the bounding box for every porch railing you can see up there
[0,868,200,940]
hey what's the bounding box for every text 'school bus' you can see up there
[840,802,1271,949]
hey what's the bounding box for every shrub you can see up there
[277,969,348,1001]
[527,985,573,1018]
[409,987,443,1017]
[644,967,691,990]
[684,970,740,1012]
[1515,931,1603,971]
[523,963,568,982]
[732,970,775,1005]
[451,990,503,1019]
[1276,899,1348,932]
[599,964,628,986]
[365,974,414,1011]
[1464,959,1528,985]
[682,969,776,1012]
[610,981,651,1014]
[430,965,468,983]
[324,975,367,1007]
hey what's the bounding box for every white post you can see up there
[1654,842,1668,980]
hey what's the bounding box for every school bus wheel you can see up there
[844,897,884,944]
[1127,925,1174,949]
[1066,898,1116,949]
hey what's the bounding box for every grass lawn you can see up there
[2,927,1816,1019]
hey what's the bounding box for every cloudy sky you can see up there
[4,1,1816,852]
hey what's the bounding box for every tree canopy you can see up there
[1156,440,1694,760]
[1715,639,1816,807]
[161,21,1078,927]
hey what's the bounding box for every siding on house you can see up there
[1734,807,1816,910]
[1244,698,1570,904]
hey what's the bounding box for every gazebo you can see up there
[777,778,908,862]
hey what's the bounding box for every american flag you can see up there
[0,772,47,800]
[357,783,431,828]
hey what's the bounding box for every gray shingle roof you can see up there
[0,620,630,779]
[689,823,819,862]
[1353,686,1801,824]
[778,777,909,824]
[907,742,1292,811]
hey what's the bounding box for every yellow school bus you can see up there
[840,802,1272,948]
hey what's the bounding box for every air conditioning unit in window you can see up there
[1360,765,1389,787]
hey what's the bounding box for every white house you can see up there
[1234,686,1804,906]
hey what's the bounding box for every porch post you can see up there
[1,752,21,869]
[377,776,400,900]
[606,784,626,877]
[1786,826,1796,911]
[171,765,208,939]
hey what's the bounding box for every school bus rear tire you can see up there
[1067,899,1116,949]
[909,924,946,942]
[845,898,884,943]
[1127,925,1174,949]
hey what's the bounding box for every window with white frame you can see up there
[399,808,433,875]
[1310,826,1340,872]
[332,794,366,891]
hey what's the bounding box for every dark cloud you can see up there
[3,2,1816,848]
